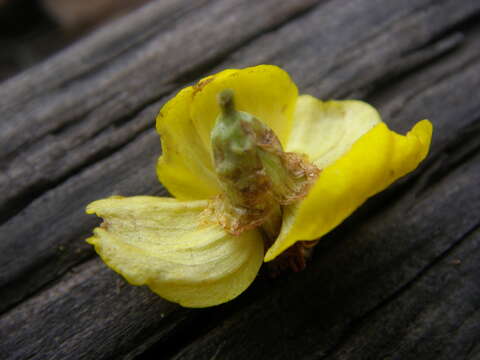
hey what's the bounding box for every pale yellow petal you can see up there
[156,87,221,200]
[265,120,433,261]
[86,196,264,308]
[190,65,298,150]
[286,95,381,168]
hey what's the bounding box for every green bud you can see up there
[209,89,319,236]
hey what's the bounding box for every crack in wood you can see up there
[319,223,480,360]
[2,1,480,358]
[0,0,323,227]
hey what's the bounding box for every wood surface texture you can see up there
[1,0,479,359]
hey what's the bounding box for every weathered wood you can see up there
[1,0,477,314]
[0,0,321,312]
[0,259,180,360]
[1,0,479,359]
[171,153,480,360]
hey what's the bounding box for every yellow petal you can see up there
[190,65,298,150]
[156,87,221,200]
[265,120,433,261]
[86,196,264,308]
[286,95,381,168]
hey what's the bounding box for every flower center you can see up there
[205,89,320,238]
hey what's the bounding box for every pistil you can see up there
[207,89,320,239]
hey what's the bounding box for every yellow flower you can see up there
[86,65,432,308]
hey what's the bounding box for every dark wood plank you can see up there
[167,12,480,360]
[0,0,318,162]
[324,227,480,360]
[171,152,480,360]
[2,0,477,315]
[1,0,480,359]
[0,0,321,312]
[0,259,179,360]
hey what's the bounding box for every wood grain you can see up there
[0,0,321,312]
[1,0,479,359]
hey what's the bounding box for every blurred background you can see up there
[0,0,152,81]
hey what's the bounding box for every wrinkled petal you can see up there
[86,196,264,308]
[156,65,298,200]
[265,120,433,261]
[286,95,381,168]
[156,86,221,200]
[191,65,298,150]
